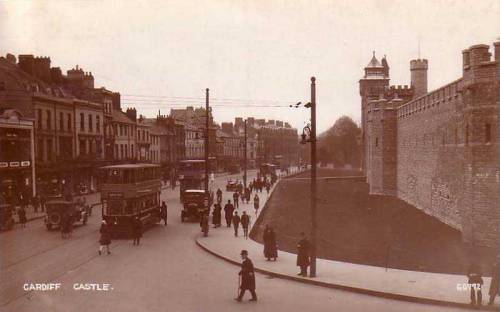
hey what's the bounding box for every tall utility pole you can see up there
[205,88,210,193]
[243,119,247,188]
[310,77,317,277]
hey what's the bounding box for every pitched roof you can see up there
[111,109,135,124]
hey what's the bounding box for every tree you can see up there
[318,116,361,168]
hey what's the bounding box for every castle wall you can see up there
[361,42,499,246]
[396,80,465,231]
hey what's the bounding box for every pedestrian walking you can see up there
[233,191,239,209]
[216,188,223,204]
[467,261,483,306]
[232,212,241,237]
[40,194,46,212]
[263,225,278,261]
[132,217,142,246]
[98,220,111,255]
[296,232,310,277]
[265,182,270,194]
[160,201,168,226]
[32,195,39,213]
[235,250,257,302]
[253,194,260,215]
[67,214,74,238]
[244,187,251,204]
[224,200,235,227]
[240,211,250,239]
[60,214,68,238]
[200,213,209,237]
[212,202,222,227]
[18,206,27,228]
[489,255,500,305]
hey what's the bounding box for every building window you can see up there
[485,123,492,143]
[89,114,93,132]
[79,139,86,155]
[37,139,44,160]
[68,113,72,131]
[47,139,53,161]
[37,109,42,130]
[96,139,102,156]
[465,124,469,145]
[60,112,64,131]
[46,110,51,130]
[96,116,100,133]
[80,113,85,131]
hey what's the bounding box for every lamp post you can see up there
[205,88,209,194]
[297,77,317,277]
[243,119,247,188]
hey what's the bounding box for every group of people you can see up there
[466,255,500,306]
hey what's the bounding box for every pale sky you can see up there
[0,0,498,132]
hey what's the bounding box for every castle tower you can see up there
[359,52,390,174]
[410,59,428,98]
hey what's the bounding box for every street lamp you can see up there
[293,77,317,277]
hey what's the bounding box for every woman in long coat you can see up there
[263,225,278,261]
[212,203,221,227]
[98,220,111,255]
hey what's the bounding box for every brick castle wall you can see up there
[361,42,500,247]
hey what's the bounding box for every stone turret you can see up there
[410,59,428,98]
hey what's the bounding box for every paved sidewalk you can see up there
[196,174,499,311]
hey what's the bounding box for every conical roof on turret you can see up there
[366,51,383,68]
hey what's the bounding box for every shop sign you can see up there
[21,161,30,167]
[0,162,7,168]
[9,162,20,167]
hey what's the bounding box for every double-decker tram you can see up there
[99,164,161,237]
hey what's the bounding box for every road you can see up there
[1,172,475,312]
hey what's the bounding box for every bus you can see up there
[99,164,161,237]
[178,158,216,202]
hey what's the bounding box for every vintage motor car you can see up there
[181,190,211,222]
[0,203,15,231]
[226,179,239,192]
[45,199,88,230]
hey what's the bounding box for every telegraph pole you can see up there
[243,119,247,188]
[205,88,210,193]
[310,77,317,277]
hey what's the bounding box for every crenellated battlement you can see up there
[360,41,500,247]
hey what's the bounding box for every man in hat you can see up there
[232,211,241,237]
[296,232,310,277]
[235,250,257,302]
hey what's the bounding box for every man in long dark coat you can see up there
[232,212,241,237]
[132,217,142,246]
[488,255,500,305]
[235,250,257,302]
[160,201,168,226]
[224,200,234,227]
[296,232,310,277]
[233,191,239,209]
[240,211,250,239]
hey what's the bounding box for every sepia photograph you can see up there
[0,1,499,311]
